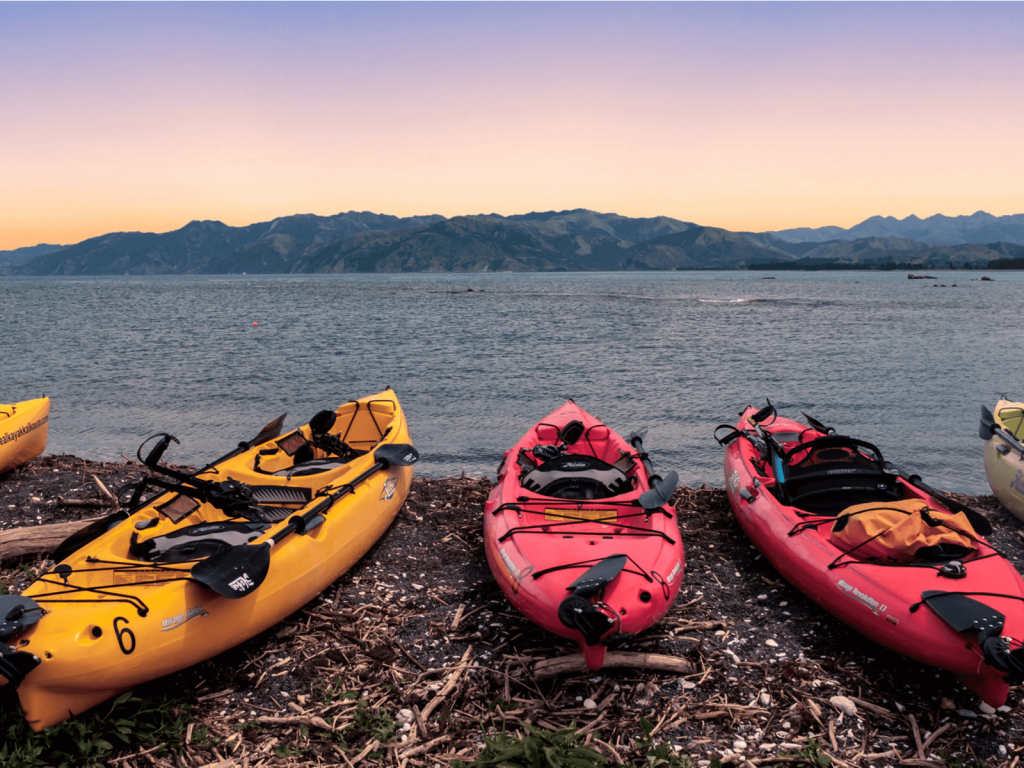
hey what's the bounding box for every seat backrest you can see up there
[774,436,901,514]
[520,453,633,500]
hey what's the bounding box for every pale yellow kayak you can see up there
[0,397,49,474]
[981,399,1024,521]
[0,389,414,731]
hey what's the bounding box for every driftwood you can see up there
[0,518,100,563]
[532,651,693,680]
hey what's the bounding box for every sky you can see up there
[2,2,1023,251]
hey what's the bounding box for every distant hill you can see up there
[751,239,1024,269]
[769,211,1024,246]
[0,243,63,269]
[7,208,1024,275]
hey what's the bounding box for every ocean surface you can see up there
[3,271,1022,494]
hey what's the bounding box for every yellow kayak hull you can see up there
[0,397,50,474]
[4,389,412,731]
[983,399,1024,521]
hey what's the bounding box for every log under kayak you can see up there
[484,400,684,671]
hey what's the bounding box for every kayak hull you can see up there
[484,401,684,670]
[723,406,1024,707]
[983,400,1024,521]
[0,398,50,474]
[3,390,412,731]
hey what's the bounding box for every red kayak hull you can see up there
[722,406,1024,706]
[484,401,685,670]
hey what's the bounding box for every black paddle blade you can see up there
[979,404,997,440]
[802,411,834,435]
[639,470,679,510]
[252,413,287,446]
[51,510,128,564]
[374,443,419,468]
[921,590,1005,636]
[567,554,628,597]
[190,543,271,598]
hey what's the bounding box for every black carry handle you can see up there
[190,443,418,598]
[750,400,776,425]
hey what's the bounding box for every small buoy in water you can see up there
[253,322,258,326]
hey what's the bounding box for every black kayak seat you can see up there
[521,453,633,500]
[773,435,901,514]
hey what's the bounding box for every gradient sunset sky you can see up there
[3,2,1022,251]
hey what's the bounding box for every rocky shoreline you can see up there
[2,455,1023,767]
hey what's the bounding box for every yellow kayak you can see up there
[0,389,415,731]
[0,397,50,474]
[980,400,1024,521]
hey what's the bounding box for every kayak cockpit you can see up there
[766,434,901,514]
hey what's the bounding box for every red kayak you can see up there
[717,402,1024,706]
[484,401,685,670]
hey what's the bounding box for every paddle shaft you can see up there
[630,435,662,484]
[988,424,1024,455]
[265,459,389,547]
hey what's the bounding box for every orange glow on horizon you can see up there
[2,3,1022,252]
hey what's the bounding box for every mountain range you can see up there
[4,210,1023,275]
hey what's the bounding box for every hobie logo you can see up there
[228,573,255,592]
[381,477,398,500]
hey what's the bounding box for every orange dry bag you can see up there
[830,499,976,563]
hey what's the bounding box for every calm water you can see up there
[3,271,1022,494]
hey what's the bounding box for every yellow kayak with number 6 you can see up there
[0,389,415,731]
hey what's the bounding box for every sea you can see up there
[3,270,1022,494]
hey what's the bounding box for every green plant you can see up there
[0,583,9,595]
[0,689,192,768]
[333,699,398,758]
[453,722,607,768]
[774,740,831,768]
[633,718,697,768]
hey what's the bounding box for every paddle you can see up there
[629,429,679,510]
[202,413,288,469]
[801,411,835,435]
[980,405,1024,453]
[884,462,993,537]
[190,443,419,598]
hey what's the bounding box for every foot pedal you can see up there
[256,506,293,522]
[250,485,312,505]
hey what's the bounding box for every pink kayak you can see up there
[484,401,685,670]
[717,402,1024,706]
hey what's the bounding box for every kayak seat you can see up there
[775,436,901,515]
[130,521,271,564]
[271,458,355,478]
[521,453,634,500]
